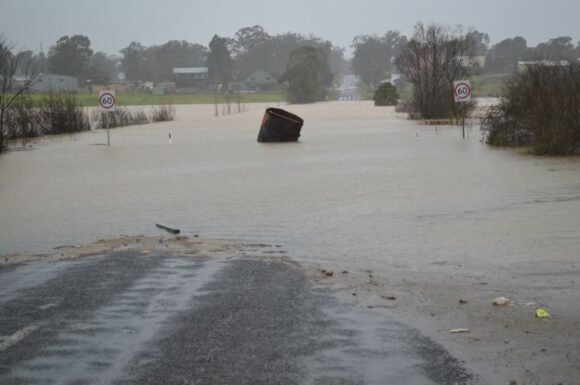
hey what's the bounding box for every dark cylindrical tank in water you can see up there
[257,108,304,142]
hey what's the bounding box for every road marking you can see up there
[0,325,39,352]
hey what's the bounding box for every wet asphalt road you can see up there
[0,251,478,384]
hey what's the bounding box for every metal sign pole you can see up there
[453,80,471,140]
[99,90,116,146]
[462,103,465,139]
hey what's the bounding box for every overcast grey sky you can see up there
[1,0,579,56]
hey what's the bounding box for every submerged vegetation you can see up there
[482,63,580,155]
[4,93,90,141]
[92,104,175,129]
[1,92,175,152]
[373,82,399,106]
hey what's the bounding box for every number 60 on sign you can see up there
[99,90,116,112]
[453,81,471,103]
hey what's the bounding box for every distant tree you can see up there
[328,46,349,80]
[373,82,399,106]
[152,40,207,81]
[48,35,93,80]
[352,31,407,88]
[207,35,233,84]
[121,40,207,82]
[466,30,489,56]
[268,32,309,77]
[0,38,38,153]
[395,22,475,119]
[231,26,272,81]
[485,36,528,72]
[120,41,151,81]
[15,50,47,76]
[280,45,331,103]
[352,35,388,88]
[88,52,118,84]
[533,36,576,61]
[382,31,408,73]
[232,25,270,56]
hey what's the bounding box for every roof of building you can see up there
[517,60,570,66]
[173,67,208,74]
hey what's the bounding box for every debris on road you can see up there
[156,223,181,235]
[535,308,551,318]
[319,269,334,277]
[492,296,511,306]
[459,299,468,304]
[449,328,471,334]
[381,295,397,301]
[54,244,81,250]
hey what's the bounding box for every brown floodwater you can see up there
[1,101,579,271]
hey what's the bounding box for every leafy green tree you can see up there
[121,40,207,82]
[533,36,576,61]
[229,26,342,84]
[152,40,207,81]
[207,35,233,84]
[328,46,349,81]
[280,45,331,103]
[373,82,399,106]
[15,50,47,76]
[88,52,118,84]
[466,30,490,56]
[485,37,528,72]
[120,41,151,81]
[352,35,388,88]
[48,35,93,80]
[231,26,272,81]
[352,31,407,88]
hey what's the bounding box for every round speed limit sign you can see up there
[99,90,116,111]
[453,81,471,102]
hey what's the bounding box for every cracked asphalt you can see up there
[0,251,478,384]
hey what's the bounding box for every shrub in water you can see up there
[373,82,399,106]
[482,62,580,155]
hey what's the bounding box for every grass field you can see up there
[471,72,511,97]
[24,91,288,107]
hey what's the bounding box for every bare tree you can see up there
[395,23,475,119]
[0,37,38,152]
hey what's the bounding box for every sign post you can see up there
[453,80,471,139]
[99,90,116,146]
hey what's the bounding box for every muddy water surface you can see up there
[1,102,579,271]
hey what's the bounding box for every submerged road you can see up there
[0,251,478,384]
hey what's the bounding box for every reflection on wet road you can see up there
[0,253,476,385]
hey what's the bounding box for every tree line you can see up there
[6,26,347,87]
[6,25,580,103]
[352,31,580,89]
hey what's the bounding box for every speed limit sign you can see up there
[453,81,471,102]
[99,90,116,112]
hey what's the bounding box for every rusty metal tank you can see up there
[257,108,304,142]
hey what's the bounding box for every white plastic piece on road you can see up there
[0,324,38,351]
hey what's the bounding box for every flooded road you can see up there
[1,101,579,272]
[2,101,580,384]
